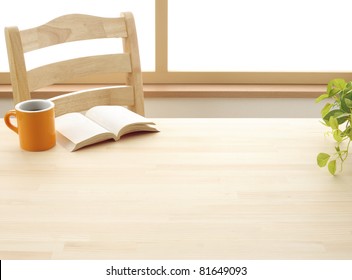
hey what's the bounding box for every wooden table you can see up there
[0,118,351,260]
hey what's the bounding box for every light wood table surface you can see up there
[0,118,351,260]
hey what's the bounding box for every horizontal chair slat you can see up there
[28,54,132,91]
[21,14,127,52]
[50,85,134,116]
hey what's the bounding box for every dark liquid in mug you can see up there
[29,109,43,111]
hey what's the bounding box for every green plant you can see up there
[316,78,352,175]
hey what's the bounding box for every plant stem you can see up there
[343,140,351,161]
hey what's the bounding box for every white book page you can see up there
[85,106,154,135]
[55,113,110,144]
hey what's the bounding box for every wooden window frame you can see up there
[1,0,352,97]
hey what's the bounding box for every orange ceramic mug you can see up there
[4,99,56,151]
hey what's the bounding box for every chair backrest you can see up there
[5,12,145,116]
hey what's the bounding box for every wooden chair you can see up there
[5,13,145,116]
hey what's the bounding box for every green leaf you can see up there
[348,128,352,139]
[317,153,330,167]
[323,110,349,124]
[329,116,339,130]
[331,79,346,90]
[315,93,329,103]
[328,160,337,175]
[345,98,352,108]
[321,103,333,118]
[333,129,343,142]
[340,96,352,113]
[328,87,342,98]
[326,79,343,97]
[345,89,352,99]
[319,120,329,127]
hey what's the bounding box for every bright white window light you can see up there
[169,0,352,72]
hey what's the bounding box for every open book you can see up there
[55,106,158,151]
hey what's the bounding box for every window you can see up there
[1,0,352,85]
[169,0,352,72]
[167,0,352,84]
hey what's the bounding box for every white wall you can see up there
[1,98,12,117]
[1,97,320,118]
[145,98,320,118]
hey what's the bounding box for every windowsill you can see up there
[0,84,325,99]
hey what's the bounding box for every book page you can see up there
[85,106,156,137]
[55,113,115,151]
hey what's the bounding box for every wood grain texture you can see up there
[50,86,134,116]
[0,84,327,99]
[20,14,127,52]
[4,27,31,103]
[27,54,132,91]
[122,12,144,115]
[0,118,351,260]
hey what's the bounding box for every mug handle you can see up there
[4,109,18,134]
